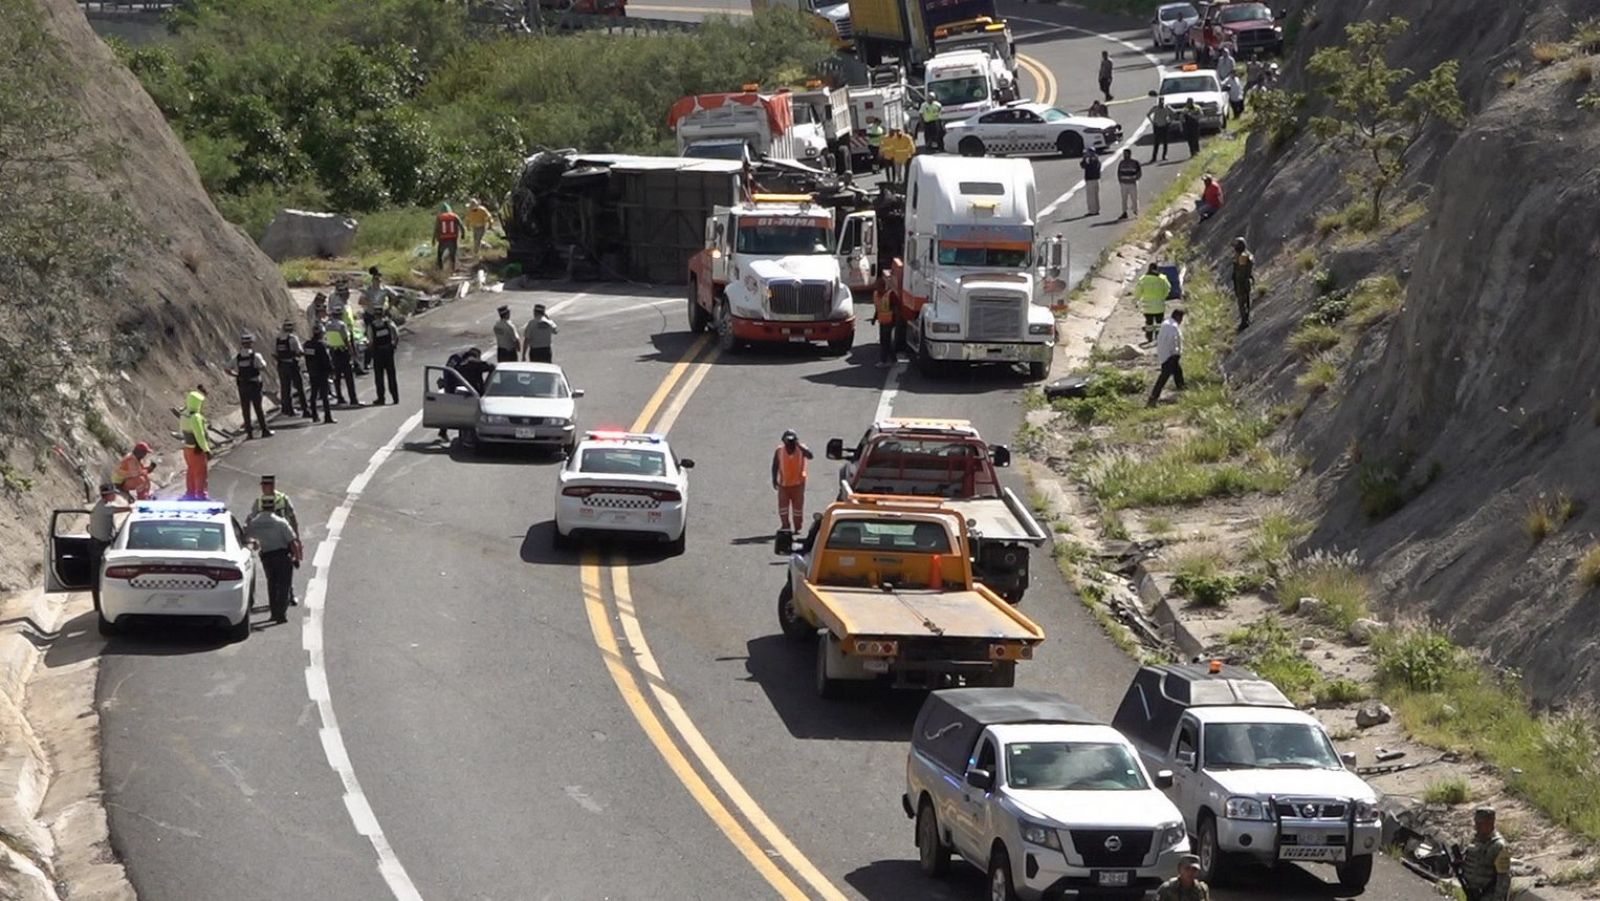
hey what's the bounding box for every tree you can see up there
[1307,17,1465,226]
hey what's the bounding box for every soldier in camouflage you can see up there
[1460,806,1512,901]
[1156,854,1209,901]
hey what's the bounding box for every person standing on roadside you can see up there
[434,203,463,274]
[325,311,359,406]
[1181,99,1203,157]
[367,307,400,405]
[1147,308,1186,407]
[1135,262,1172,344]
[918,95,945,152]
[88,483,130,613]
[865,117,886,173]
[873,279,897,368]
[880,126,916,186]
[1097,50,1115,101]
[1117,149,1143,219]
[1230,236,1255,331]
[1146,91,1172,162]
[1171,15,1192,62]
[1215,44,1237,85]
[179,389,211,500]
[466,199,494,257]
[244,500,298,625]
[771,429,814,536]
[302,324,336,424]
[1080,148,1102,217]
[1224,72,1245,122]
[273,320,309,420]
[493,304,521,363]
[226,333,273,439]
[524,303,559,363]
[112,442,156,500]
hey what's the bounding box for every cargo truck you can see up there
[775,496,1045,697]
[669,90,807,163]
[849,0,1001,66]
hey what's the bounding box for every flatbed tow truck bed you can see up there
[809,584,1043,641]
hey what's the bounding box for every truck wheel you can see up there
[987,847,1019,901]
[1027,360,1048,381]
[916,799,951,877]
[1056,130,1084,157]
[687,278,709,333]
[916,333,941,378]
[815,634,845,699]
[1336,854,1373,894]
[778,582,812,641]
[1197,813,1229,886]
[827,335,853,355]
[958,136,986,157]
[714,296,741,354]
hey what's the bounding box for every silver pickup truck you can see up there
[1111,663,1381,894]
[903,688,1189,900]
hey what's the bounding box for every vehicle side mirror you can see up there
[1148,89,1159,98]
[572,389,586,398]
[679,458,696,469]
[1155,770,1175,789]
[825,437,845,460]
[990,445,1011,468]
[1176,750,1197,770]
[1340,752,1358,769]
[965,768,994,792]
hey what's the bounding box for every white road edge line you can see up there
[302,411,425,901]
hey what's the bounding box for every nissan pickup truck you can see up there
[904,688,1190,900]
[826,418,1047,603]
[1111,663,1381,893]
[776,496,1044,697]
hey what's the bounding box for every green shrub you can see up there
[1296,355,1340,395]
[1422,776,1471,805]
[1305,289,1352,326]
[1279,551,1370,629]
[1376,628,1461,692]
[1315,678,1367,705]
[1358,461,1407,519]
[1289,322,1341,358]
[1580,544,1600,591]
[1052,367,1147,426]
[1174,571,1237,606]
[1227,616,1322,701]
[1347,275,1404,328]
[1250,511,1312,572]
[1312,267,1339,294]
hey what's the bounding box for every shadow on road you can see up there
[641,331,705,364]
[742,634,924,741]
[846,859,973,901]
[518,522,683,567]
[44,610,234,668]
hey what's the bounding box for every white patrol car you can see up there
[945,102,1123,158]
[1156,65,1230,131]
[47,501,256,641]
[553,432,695,552]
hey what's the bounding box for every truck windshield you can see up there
[1202,722,1342,769]
[826,519,952,553]
[937,244,1030,267]
[1006,742,1148,791]
[736,223,832,255]
[1218,3,1272,23]
[929,76,990,105]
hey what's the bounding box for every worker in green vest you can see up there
[865,117,885,173]
[1135,262,1173,345]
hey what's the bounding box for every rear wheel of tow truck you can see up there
[687,277,710,333]
[815,634,845,698]
[778,582,813,641]
[958,136,986,158]
[1336,853,1373,894]
[714,295,741,354]
[916,798,951,877]
[1056,130,1084,158]
[1027,360,1048,381]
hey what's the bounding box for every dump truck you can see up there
[776,496,1045,697]
[848,0,1003,66]
[669,90,807,162]
[826,417,1046,602]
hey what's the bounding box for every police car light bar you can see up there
[134,501,228,515]
[584,431,664,444]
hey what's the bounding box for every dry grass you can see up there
[1567,59,1597,84]
[1280,551,1371,630]
[1289,322,1341,358]
[1296,355,1340,395]
[1422,776,1472,806]
[1347,275,1405,328]
[1579,544,1600,591]
[1533,41,1576,64]
[1525,492,1578,543]
[1575,17,1600,54]
[1294,248,1318,272]
[1499,67,1523,88]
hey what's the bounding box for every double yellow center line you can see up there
[577,336,848,900]
[1017,52,1058,107]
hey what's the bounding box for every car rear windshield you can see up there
[826,519,952,553]
[485,370,568,398]
[1006,741,1148,791]
[1202,722,1341,769]
[1161,75,1219,95]
[579,448,667,477]
[126,521,227,553]
[1219,3,1272,23]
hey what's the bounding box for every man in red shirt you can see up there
[434,203,463,273]
[1197,174,1224,220]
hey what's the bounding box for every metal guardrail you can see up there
[77,1,179,10]
[540,12,698,34]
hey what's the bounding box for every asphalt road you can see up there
[84,5,1447,900]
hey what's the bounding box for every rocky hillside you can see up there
[0,0,293,594]
[1201,0,1600,704]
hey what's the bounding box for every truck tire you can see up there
[687,277,710,333]
[714,295,741,354]
[827,335,853,355]
[815,634,845,699]
[778,582,812,641]
[916,799,951,877]
[987,846,1019,901]
[915,330,941,378]
[1336,854,1373,894]
[1055,130,1084,157]
[958,136,986,157]
[1197,813,1229,886]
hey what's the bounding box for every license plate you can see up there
[514,427,539,439]
[156,593,188,608]
[608,513,631,524]
[1095,871,1131,887]
[1279,846,1345,862]
[788,335,807,342]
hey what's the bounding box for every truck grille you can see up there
[1275,800,1348,820]
[966,294,1024,341]
[1236,27,1277,48]
[834,16,852,39]
[1069,829,1153,868]
[768,281,833,318]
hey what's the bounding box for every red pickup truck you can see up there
[1193,0,1283,63]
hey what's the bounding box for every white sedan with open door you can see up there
[47,501,256,640]
[422,361,584,455]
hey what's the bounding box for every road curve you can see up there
[91,5,1446,900]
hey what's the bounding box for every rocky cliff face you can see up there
[0,0,293,594]
[1200,0,1600,703]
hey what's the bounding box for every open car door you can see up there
[422,365,480,430]
[46,509,94,592]
[837,211,878,291]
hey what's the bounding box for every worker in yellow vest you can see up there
[873,285,897,368]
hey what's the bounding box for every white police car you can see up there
[946,102,1123,158]
[553,432,694,552]
[47,501,256,640]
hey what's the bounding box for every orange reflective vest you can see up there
[437,212,461,242]
[113,453,145,484]
[775,445,807,487]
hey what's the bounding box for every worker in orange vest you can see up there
[434,203,463,274]
[873,283,897,368]
[771,429,815,534]
[112,441,157,499]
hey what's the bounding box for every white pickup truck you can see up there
[1110,663,1381,893]
[904,688,1190,900]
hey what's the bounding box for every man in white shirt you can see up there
[492,305,521,363]
[1148,308,1186,407]
[88,484,129,610]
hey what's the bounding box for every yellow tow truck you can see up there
[776,496,1044,698]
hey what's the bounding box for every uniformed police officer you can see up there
[251,474,302,606]
[368,307,400,405]
[1459,807,1512,901]
[226,333,274,439]
[302,323,337,423]
[1155,853,1209,901]
[274,319,310,419]
[325,312,359,406]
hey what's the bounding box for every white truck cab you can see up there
[932,18,1018,103]
[924,49,1002,122]
[904,689,1190,900]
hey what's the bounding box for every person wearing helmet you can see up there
[771,430,815,534]
[274,319,310,419]
[435,203,463,273]
[111,441,157,500]
[225,332,273,439]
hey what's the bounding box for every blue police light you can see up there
[134,501,228,515]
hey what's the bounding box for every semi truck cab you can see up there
[932,18,1018,103]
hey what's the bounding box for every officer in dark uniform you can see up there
[273,319,310,419]
[1459,807,1512,901]
[302,325,336,424]
[368,308,400,405]
[225,333,273,439]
